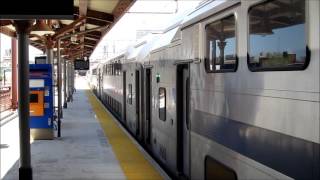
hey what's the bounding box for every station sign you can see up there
[0,0,73,19]
[35,56,47,64]
[74,59,90,70]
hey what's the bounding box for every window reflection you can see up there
[159,87,166,121]
[248,0,308,70]
[205,15,237,72]
[128,84,132,105]
[92,68,97,75]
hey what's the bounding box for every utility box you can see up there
[29,64,54,140]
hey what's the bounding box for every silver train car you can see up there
[86,64,99,91]
[90,0,320,179]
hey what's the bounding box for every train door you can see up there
[135,70,140,136]
[123,71,126,123]
[177,64,190,178]
[97,69,100,96]
[145,68,152,145]
[98,69,102,98]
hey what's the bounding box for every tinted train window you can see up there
[205,156,237,180]
[128,84,132,105]
[115,63,122,76]
[112,64,115,76]
[159,87,166,121]
[92,68,97,75]
[205,15,237,73]
[108,64,111,75]
[248,0,309,71]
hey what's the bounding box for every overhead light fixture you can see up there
[31,20,55,36]
[53,47,64,51]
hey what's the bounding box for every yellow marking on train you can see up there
[86,91,163,180]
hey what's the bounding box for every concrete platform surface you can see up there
[2,89,126,180]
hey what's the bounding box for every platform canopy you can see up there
[0,0,135,60]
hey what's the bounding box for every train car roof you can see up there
[126,34,157,62]
[181,0,240,29]
[150,26,180,53]
[145,6,198,54]
[90,63,99,70]
[136,34,160,62]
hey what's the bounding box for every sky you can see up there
[90,0,203,61]
[250,24,306,60]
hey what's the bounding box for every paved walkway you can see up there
[3,89,125,180]
[1,110,19,179]
[87,91,163,180]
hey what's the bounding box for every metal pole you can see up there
[73,62,75,93]
[11,38,18,109]
[66,61,69,102]
[66,61,70,102]
[3,70,6,86]
[46,48,53,64]
[63,58,67,108]
[67,61,73,102]
[14,20,33,180]
[71,61,74,95]
[57,39,62,137]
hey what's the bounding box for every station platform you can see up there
[2,81,167,180]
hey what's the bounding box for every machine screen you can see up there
[30,94,39,103]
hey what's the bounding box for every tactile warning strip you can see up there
[86,91,163,180]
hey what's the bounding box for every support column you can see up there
[46,48,53,64]
[57,39,62,137]
[68,61,73,102]
[45,36,54,65]
[11,38,18,109]
[66,61,69,102]
[66,60,74,102]
[63,58,67,108]
[73,62,75,92]
[13,20,33,180]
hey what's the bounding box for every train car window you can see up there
[205,156,237,180]
[248,0,309,71]
[113,63,116,76]
[159,87,166,121]
[205,15,237,73]
[111,64,113,76]
[128,84,132,105]
[92,68,97,75]
[115,63,121,76]
[117,63,122,76]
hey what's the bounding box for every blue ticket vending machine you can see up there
[29,64,54,140]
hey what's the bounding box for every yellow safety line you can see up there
[86,91,163,180]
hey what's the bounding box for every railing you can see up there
[0,86,11,112]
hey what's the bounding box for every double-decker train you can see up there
[88,0,319,179]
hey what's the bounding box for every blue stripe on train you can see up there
[191,110,319,180]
